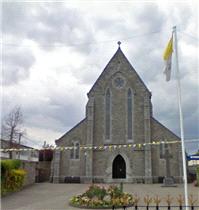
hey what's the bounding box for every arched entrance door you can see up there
[112,155,126,179]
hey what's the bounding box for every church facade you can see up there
[51,46,183,184]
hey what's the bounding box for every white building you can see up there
[0,139,39,162]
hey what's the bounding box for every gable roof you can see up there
[151,117,181,140]
[0,139,35,149]
[55,118,86,144]
[88,46,151,97]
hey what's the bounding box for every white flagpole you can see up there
[172,26,188,210]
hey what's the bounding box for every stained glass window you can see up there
[75,142,80,159]
[114,77,124,88]
[105,89,111,140]
[127,89,133,139]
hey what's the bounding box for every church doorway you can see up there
[112,155,126,179]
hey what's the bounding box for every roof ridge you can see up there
[151,117,180,140]
[87,46,150,97]
[55,118,86,143]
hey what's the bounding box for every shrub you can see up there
[107,185,123,198]
[84,185,107,200]
[1,160,26,195]
[1,159,21,184]
[4,169,26,191]
[1,159,21,174]
[69,184,134,208]
[196,167,199,186]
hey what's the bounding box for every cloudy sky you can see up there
[1,1,199,154]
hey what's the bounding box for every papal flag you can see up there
[163,36,173,81]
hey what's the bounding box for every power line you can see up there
[22,135,42,147]
[178,31,198,41]
[1,29,197,51]
[184,139,199,143]
[1,30,162,48]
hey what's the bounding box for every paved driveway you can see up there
[1,183,199,210]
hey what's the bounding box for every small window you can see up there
[75,142,80,159]
[160,142,165,159]
[70,141,80,159]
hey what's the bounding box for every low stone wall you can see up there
[21,160,38,186]
[36,161,51,182]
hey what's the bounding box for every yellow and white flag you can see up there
[163,36,173,81]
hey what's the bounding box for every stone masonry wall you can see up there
[21,160,37,186]
[53,47,183,183]
[91,49,149,147]
[91,48,151,182]
[151,117,183,182]
[93,148,145,181]
[55,119,87,182]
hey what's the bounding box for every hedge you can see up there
[1,159,26,195]
[196,167,199,186]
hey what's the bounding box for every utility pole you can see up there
[9,127,14,159]
[43,141,46,161]
[18,133,22,159]
[173,26,188,209]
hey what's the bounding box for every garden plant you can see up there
[196,167,199,186]
[69,184,134,208]
[1,159,26,196]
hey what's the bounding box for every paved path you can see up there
[1,183,199,210]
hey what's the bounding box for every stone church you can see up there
[51,44,183,184]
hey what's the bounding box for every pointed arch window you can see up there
[127,89,133,140]
[75,142,80,159]
[105,88,111,140]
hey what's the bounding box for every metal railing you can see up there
[112,206,199,210]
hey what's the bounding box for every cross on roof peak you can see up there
[117,41,121,47]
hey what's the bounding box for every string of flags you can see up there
[0,139,181,152]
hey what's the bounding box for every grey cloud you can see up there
[126,36,164,83]
[2,2,30,36]
[2,47,35,85]
[93,4,165,42]
[31,5,96,53]
[124,18,198,154]
[153,104,199,154]
[20,85,87,134]
[94,16,128,38]
[70,63,102,86]
[2,2,198,153]
[134,4,165,32]
[3,2,96,53]
[171,4,193,30]
[123,3,198,146]
[151,76,199,153]
[48,88,87,126]
[21,103,79,134]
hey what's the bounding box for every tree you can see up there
[1,106,24,158]
[195,150,199,155]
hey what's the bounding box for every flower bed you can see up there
[69,185,134,209]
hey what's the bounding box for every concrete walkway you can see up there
[1,183,199,210]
